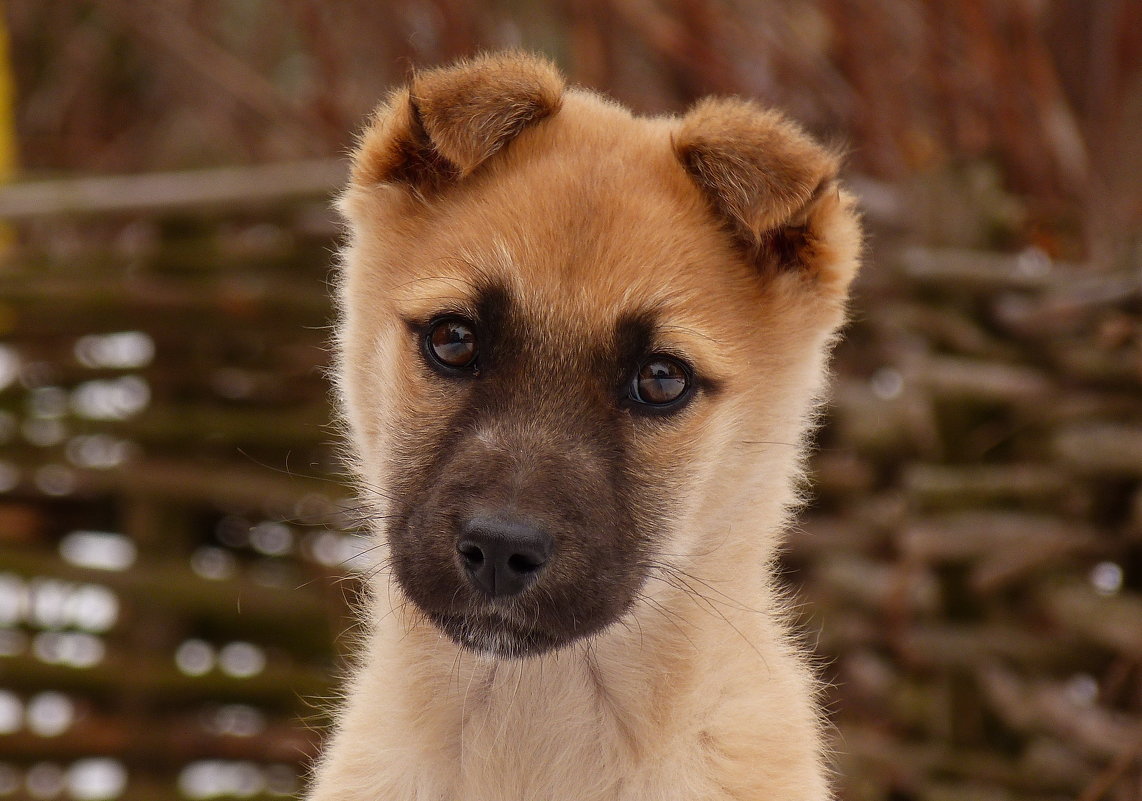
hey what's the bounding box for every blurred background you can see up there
[0,1,1140,800]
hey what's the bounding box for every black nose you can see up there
[458,516,553,598]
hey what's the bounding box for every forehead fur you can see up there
[342,91,808,371]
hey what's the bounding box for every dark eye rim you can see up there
[422,315,480,376]
[623,354,695,415]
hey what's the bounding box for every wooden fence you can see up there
[797,243,1142,800]
[0,167,1139,800]
[0,169,349,800]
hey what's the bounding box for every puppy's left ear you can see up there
[675,98,860,295]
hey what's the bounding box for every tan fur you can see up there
[311,51,861,801]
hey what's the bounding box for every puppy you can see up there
[310,52,861,801]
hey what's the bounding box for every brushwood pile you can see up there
[0,204,1139,800]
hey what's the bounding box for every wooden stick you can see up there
[0,159,346,219]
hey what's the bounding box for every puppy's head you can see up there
[336,52,860,658]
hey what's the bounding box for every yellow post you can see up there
[0,3,14,248]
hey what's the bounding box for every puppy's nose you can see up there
[458,516,553,598]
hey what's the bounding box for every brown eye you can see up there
[426,318,478,371]
[631,356,691,407]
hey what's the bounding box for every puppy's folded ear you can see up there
[351,51,564,193]
[675,98,860,293]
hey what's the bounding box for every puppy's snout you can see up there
[458,516,553,598]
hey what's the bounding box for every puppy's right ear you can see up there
[350,52,564,193]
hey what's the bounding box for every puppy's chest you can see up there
[442,745,716,801]
[426,687,719,801]
[449,687,624,794]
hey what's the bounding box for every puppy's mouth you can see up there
[428,610,567,659]
[391,509,649,659]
